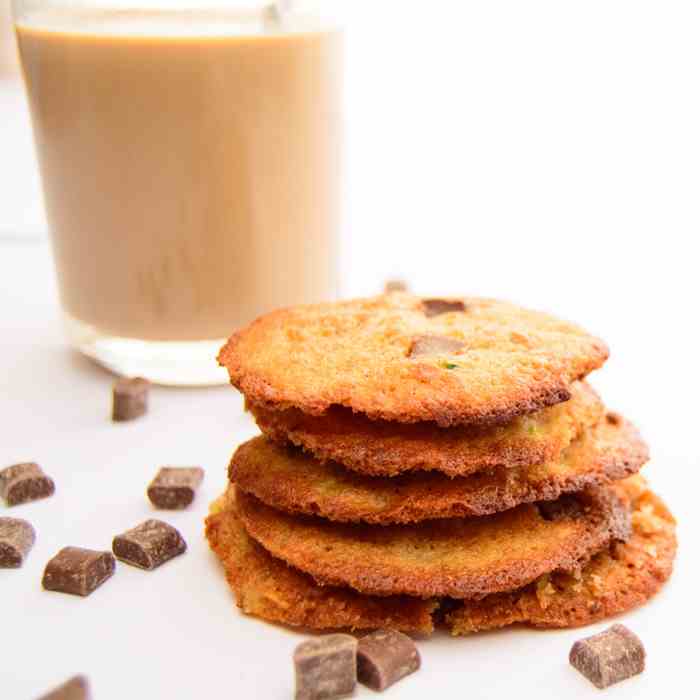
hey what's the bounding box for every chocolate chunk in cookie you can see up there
[408,335,465,358]
[536,495,584,521]
[421,298,466,317]
[219,294,608,427]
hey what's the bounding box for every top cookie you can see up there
[219,294,609,426]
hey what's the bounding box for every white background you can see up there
[1,1,699,698]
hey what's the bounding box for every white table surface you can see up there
[3,2,700,695]
[1,241,697,700]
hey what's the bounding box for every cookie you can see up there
[230,414,647,525]
[205,490,437,633]
[235,483,631,599]
[249,381,604,478]
[446,477,676,633]
[218,294,609,427]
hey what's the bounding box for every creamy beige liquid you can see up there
[16,10,341,340]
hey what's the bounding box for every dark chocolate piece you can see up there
[384,279,408,293]
[37,675,90,700]
[606,412,622,426]
[421,298,466,317]
[113,519,186,570]
[0,462,55,506]
[112,377,150,422]
[570,624,645,689]
[42,547,115,597]
[357,629,420,691]
[294,634,357,700]
[0,517,36,568]
[536,495,584,521]
[147,467,204,509]
[408,335,465,358]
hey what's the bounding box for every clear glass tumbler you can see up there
[13,0,342,385]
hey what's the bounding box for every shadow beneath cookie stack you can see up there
[205,293,677,636]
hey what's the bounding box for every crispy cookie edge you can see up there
[446,478,676,633]
[218,296,609,427]
[248,382,605,477]
[235,484,631,599]
[229,416,648,525]
[205,492,436,634]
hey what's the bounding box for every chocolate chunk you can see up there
[113,519,186,570]
[421,298,466,317]
[0,517,36,568]
[536,495,584,521]
[294,634,357,700]
[409,335,465,358]
[384,279,409,293]
[42,547,115,597]
[570,624,645,689]
[37,675,90,700]
[147,467,204,509]
[112,377,150,422]
[606,412,622,426]
[0,462,55,506]
[357,629,420,691]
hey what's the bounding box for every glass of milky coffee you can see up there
[13,0,342,385]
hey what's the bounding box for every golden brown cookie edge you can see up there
[235,483,632,599]
[229,415,648,525]
[205,491,437,633]
[446,478,676,633]
[248,381,605,478]
[218,295,609,427]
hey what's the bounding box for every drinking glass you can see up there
[13,0,342,385]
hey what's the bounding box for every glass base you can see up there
[64,314,230,386]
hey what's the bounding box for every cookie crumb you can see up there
[535,575,556,609]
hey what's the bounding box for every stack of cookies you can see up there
[206,294,676,635]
